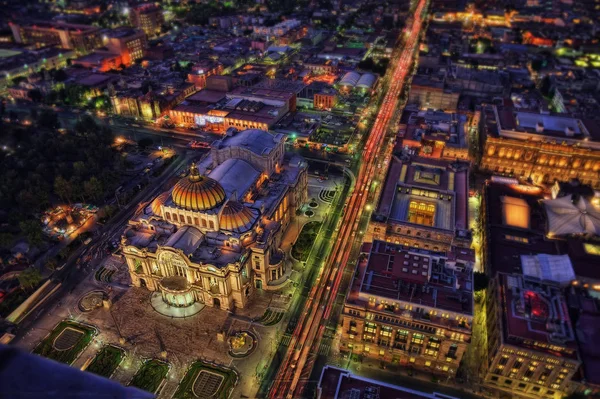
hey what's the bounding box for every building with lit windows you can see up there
[130,4,164,38]
[1,47,74,92]
[408,75,460,111]
[120,129,307,310]
[9,21,101,54]
[168,87,293,133]
[187,61,223,89]
[102,28,147,66]
[480,105,600,187]
[368,156,471,252]
[484,273,581,399]
[339,240,474,376]
[314,89,337,110]
[72,28,146,72]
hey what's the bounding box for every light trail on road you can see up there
[268,1,429,397]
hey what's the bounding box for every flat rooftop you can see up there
[349,240,473,317]
[375,156,469,232]
[318,366,461,399]
[498,273,579,360]
[493,106,600,143]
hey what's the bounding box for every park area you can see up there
[85,345,125,378]
[129,359,170,394]
[291,221,322,261]
[32,320,96,365]
[173,361,237,399]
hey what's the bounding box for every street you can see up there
[267,0,430,397]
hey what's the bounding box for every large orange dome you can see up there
[219,200,258,233]
[172,163,226,211]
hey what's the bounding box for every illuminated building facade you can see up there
[111,84,196,120]
[314,90,337,110]
[484,273,581,399]
[340,240,473,376]
[102,28,147,66]
[480,105,600,188]
[121,129,307,310]
[9,21,101,54]
[168,88,292,133]
[368,156,471,252]
[130,4,164,38]
[408,75,460,111]
[398,109,469,162]
[187,61,224,89]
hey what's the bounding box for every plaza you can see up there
[15,171,344,398]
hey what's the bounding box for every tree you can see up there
[138,138,153,149]
[0,233,14,249]
[37,109,61,130]
[53,69,68,82]
[474,271,489,292]
[84,177,103,202]
[28,89,43,103]
[45,258,58,272]
[18,267,42,291]
[54,176,72,203]
[19,220,44,247]
[73,161,87,177]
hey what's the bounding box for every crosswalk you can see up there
[318,341,331,356]
[280,333,292,347]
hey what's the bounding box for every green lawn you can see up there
[86,345,125,378]
[33,321,96,365]
[291,221,322,261]
[173,361,237,399]
[129,359,169,394]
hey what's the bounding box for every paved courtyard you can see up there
[14,173,345,398]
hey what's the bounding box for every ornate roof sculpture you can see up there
[172,163,226,211]
[543,195,600,236]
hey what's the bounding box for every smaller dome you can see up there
[151,191,171,216]
[219,201,258,233]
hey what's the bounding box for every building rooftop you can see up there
[483,180,600,281]
[214,128,284,156]
[348,240,474,319]
[491,106,600,145]
[207,158,260,199]
[497,273,579,360]
[375,156,469,233]
[103,27,143,39]
[317,366,460,399]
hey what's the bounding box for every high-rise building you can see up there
[102,28,147,66]
[339,240,474,376]
[130,4,164,38]
[9,21,101,54]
